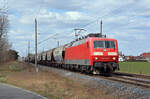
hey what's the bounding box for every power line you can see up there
[34,0,45,18]
[80,3,131,29]
[33,2,132,52]
[38,30,76,45]
[37,33,75,49]
[38,33,59,44]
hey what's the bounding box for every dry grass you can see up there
[0,61,116,99]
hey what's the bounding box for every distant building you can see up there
[140,53,150,62]
[119,52,125,62]
[125,56,138,61]
[135,56,144,61]
[119,55,125,61]
[140,53,150,58]
[126,56,133,60]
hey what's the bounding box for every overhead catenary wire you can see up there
[38,32,75,45]
[34,0,45,18]
[38,33,59,44]
[80,3,133,30]
[34,2,137,47]
[34,1,137,50]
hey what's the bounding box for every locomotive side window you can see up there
[93,41,115,48]
[87,42,89,48]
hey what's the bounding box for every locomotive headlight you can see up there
[94,57,98,60]
[94,52,103,55]
[112,57,116,60]
[108,52,117,56]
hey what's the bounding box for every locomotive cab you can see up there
[88,37,119,75]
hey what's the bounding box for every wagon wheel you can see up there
[85,66,93,75]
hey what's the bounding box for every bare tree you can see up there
[0,2,10,62]
[0,15,8,39]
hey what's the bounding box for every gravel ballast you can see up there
[38,65,150,99]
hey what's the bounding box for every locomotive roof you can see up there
[86,37,117,41]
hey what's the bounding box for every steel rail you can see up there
[26,62,150,89]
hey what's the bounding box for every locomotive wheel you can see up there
[105,64,113,76]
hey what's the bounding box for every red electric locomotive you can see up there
[27,33,119,76]
[65,34,119,75]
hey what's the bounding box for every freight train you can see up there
[26,33,119,76]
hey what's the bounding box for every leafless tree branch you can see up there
[0,1,11,62]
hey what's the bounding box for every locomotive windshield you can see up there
[93,41,115,48]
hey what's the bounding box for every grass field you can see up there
[118,62,150,75]
[0,61,115,99]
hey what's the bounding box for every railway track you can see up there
[28,62,150,89]
[73,70,150,89]
[99,72,150,89]
[114,72,150,79]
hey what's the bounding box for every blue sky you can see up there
[1,0,150,56]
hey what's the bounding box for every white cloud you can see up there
[6,0,150,56]
[20,16,34,24]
